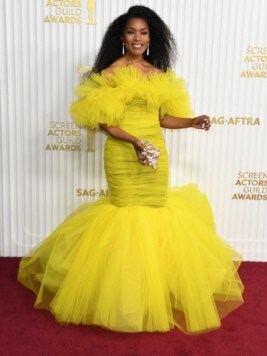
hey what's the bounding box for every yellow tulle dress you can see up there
[17,65,244,335]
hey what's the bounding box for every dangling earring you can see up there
[122,43,125,55]
[146,44,150,56]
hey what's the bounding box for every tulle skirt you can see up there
[17,184,244,335]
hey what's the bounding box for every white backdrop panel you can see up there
[0,0,266,259]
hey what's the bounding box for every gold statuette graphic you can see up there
[86,129,95,152]
[87,0,96,24]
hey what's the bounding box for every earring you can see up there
[146,44,150,56]
[122,43,125,55]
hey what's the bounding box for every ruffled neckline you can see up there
[97,64,174,82]
[70,64,194,129]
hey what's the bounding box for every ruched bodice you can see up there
[105,98,168,207]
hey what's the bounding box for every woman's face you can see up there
[122,17,150,56]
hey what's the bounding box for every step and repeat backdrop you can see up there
[0,0,266,259]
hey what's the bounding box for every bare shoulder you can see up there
[104,58,125,74]
[143,61,163,74]
[153,67,164,74]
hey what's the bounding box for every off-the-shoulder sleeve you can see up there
[69,73,126,129]
[158,69,195,119]
[69,67,195,128]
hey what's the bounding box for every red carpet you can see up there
[0,258,266,355]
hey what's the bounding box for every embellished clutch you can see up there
[137,139,160,169]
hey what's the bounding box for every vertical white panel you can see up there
[0,0,10,255]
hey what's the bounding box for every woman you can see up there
[17,5,244,335]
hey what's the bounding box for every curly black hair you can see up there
[90,5,177,74]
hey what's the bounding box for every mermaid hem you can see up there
[17,185,244,335]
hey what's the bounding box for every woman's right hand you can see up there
[99,124,146,165]
[132,138,146,165]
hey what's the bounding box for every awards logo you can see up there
[46,121,82,151]
[241,46,267,79]
[232,172,267,200]
[210,116,261,125]
[44,0,96,25]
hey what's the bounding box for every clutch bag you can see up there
[137,139,160,169]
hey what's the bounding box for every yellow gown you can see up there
[17,65,244,335]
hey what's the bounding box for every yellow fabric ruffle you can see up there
[17,185,244,334]
[69,65,194,129]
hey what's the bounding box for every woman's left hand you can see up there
[192,115,211,131]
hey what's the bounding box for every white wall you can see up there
[0,0,266,259]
